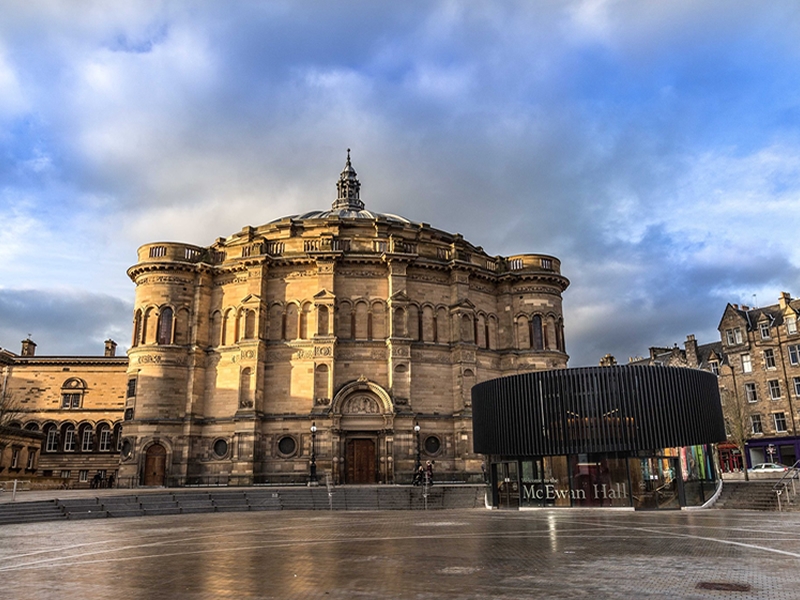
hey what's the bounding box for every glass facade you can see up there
[493,444,717,510]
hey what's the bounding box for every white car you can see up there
[749,462,789,473]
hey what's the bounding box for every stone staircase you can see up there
[713,481,782,511]
[0,485,487,525]
[0,500,66,525]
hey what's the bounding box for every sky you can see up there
[1,0,800,367]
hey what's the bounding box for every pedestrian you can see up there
[107,473,115,489]
[425,460,434,485]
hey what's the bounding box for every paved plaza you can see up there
[2,508,800,599]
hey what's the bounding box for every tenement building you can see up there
[624,292,800,472]
[120,153,569,486]
[0,340,127,488]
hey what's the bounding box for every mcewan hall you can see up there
[0,153,724,509]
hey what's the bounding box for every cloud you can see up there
[0,289,132,356]
[0,1,799,368]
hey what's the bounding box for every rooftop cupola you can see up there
[332,149,364,211]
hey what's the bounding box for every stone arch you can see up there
[175,307,191,344]
[332,379,394,416]
[407,304,420,341]
[317,305,330,336]
[354,300,369,340]
[285,302,299,340]
[421,304,435,342]
[141,439,170,486]
[210,310,223,346]
[516,314,531,349]
[337,300,353,339]
[132,309,143,347]
[371,300,387,339]
[299,301,313,339]
[268,303,283,340]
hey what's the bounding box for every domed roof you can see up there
[269,150,413,225]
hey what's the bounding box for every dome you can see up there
[269,150,414,225]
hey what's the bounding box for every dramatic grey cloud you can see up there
[1,1,799,365]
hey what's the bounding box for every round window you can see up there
[277,436,297,457]
[121,439,133,460]
[424,435,442,455]
[213,439,229,458]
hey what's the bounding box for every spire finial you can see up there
[332,149,364,211]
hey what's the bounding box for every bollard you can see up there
[12,479,18,501]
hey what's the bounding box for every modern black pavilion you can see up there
[472,365,726,509]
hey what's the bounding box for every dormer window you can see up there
[787,316,798,335]
[709,360,719,375]
[759,322,771,339]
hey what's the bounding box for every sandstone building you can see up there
[0,340,127,487]
[624,292,800,472]
[120,153,569,486]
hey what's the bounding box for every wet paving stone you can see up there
[2,509,800,599]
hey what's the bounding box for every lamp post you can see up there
[414,422,421,474]
[309,422,318,485]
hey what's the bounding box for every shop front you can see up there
[745,437,799,468]
[473,366,726,510]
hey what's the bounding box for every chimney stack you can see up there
[20,338,36,357]
[779,292,791,310]
[104,339,117,357]
[685,334,698,367]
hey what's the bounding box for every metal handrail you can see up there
[773,460,800,511]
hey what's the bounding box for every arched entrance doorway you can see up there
[143,443,167,486]
[331,379,395,484]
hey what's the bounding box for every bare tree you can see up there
[720,386,752,482]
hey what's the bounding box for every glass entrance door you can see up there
[632,457,679,510]
[494,461,520,509]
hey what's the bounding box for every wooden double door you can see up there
[143,443,166,486]
[346,438,376,484]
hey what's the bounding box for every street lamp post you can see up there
[414,422,421,474]
[309,422,318,485]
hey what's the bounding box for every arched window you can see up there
[157,307,174,345]
[285,304,299,340]
[354,302,369,340]
[174,308,190,344]
[245,308,256,339]
[97,423,112,452]
[132,310,143,347]
[317,305,330,336]
[80,424,94,452]
[408,305,420,341]
[436,307,450,343]
[371,301,386,340]
[392,307,406,338]
[113,423,123,452]
[421,306,435,342]
[460,314,473,343]
[269,304,283,340]
[44,424,58,453]
[516,315,531,349]
[299,303,312,339]
[61,378,86,409]
[62,424,76,452]
[239,367,253,409]
[531,315,544,350]
[210,311,223,346]
[336,301,352,339]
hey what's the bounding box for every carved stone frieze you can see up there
[136,275,193,286]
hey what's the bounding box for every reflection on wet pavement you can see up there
[2,509,800,599]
